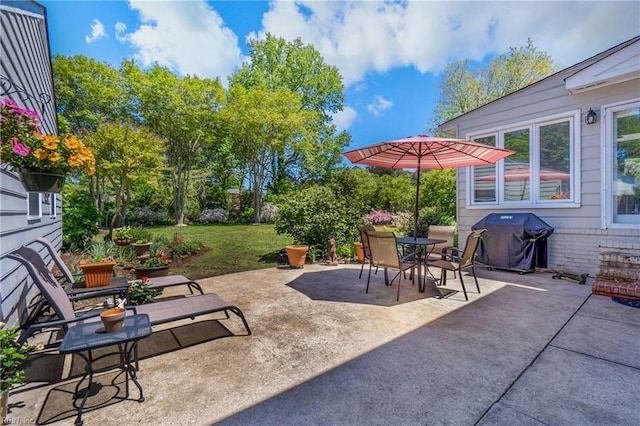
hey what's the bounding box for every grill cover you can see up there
[472,213,554,272]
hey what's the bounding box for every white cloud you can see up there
[118,0,242,80]
[331,106,357,131]
[367,96,392,117]
[85,19,107,44]
[114,22,127,42]
[256,1,639,86]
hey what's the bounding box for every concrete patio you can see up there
[6,263,640,425]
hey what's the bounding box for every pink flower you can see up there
[11,139,29,156]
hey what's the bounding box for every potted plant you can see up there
[0,322,43,418]
[285,245,309,268]
[113,226,133,246]
[133,253,170,278]
[79,242,116,287]
[0,98,96,192]
[126,277,160,305]
[132,239,152,257]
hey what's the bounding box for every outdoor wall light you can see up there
[585,108,597,125]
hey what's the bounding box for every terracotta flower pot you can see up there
[100,307,125,332]
[79,259,116,287]
[354,242,364,262]
[285,245,309,269]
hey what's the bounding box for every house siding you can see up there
[444,41,640,278]
[0,1,61,327]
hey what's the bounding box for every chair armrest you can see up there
[67,286,127,301]
[441,246,461,261]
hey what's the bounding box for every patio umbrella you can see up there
[343,135,514,238]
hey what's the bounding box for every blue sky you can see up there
[40,1,639,151]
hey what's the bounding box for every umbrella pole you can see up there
[414,158,421,240]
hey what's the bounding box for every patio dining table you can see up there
[396,237,447,292]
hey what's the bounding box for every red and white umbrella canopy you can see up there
[343,135,514,238]
[343,135,514,169]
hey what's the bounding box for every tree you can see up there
[432,39,557,127]
[85,122,165,236]
[229,34,349,190]
[52,55,129,133]
[219,84,316,223]
[123,62,225,226]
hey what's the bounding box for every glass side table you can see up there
[59,313,152,425]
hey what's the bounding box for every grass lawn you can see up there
[148,224,293,280]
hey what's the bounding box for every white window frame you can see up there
[49,193,57,218]
[466,110,581,209]
[601,99,640,229]
[27,192,42,219]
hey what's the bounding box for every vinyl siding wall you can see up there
[444,58,640,277]
[0,1,61,327]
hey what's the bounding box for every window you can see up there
[27,193,41,218]
[604,101,640,227]
[49,194,57,217]
[468,110,579,207]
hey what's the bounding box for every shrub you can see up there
[274,185,361,255]
[366,209,392,225]
[199,208,228,224]
[260,203,278,223]
[238,207,255,224]
[171,239,202,260]
[390,212,413,234]
[62,188,99,252]
[1,323,42,397]
[127,207,172,227]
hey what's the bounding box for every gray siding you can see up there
[444,43,640,277]
[0,1,61,327]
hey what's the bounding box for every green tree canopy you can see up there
[86,122,165,234]
[229,34,349,188]
[433,38,557,127]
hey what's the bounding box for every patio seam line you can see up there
[545,344,640,371]
[474,292,593,425]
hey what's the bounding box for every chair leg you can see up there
[471,266,481,294]
[366,265,373,294]
[388,271,402,301]
[458,271,469,301]
[359,261,365,279]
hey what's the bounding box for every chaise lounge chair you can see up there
[34,237,204,295]
[8,246,251,344]
[18,238,206,331]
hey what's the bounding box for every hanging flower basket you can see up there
[114,238,132,247]
[18,169,64,193]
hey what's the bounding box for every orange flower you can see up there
[41,135,59,150]
[48,152,62,162]
[67,154,83,167]
[64,134,80,150]
[33,148,49,160]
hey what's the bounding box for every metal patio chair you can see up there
[427,229,486,301]
[365,231,416,301]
